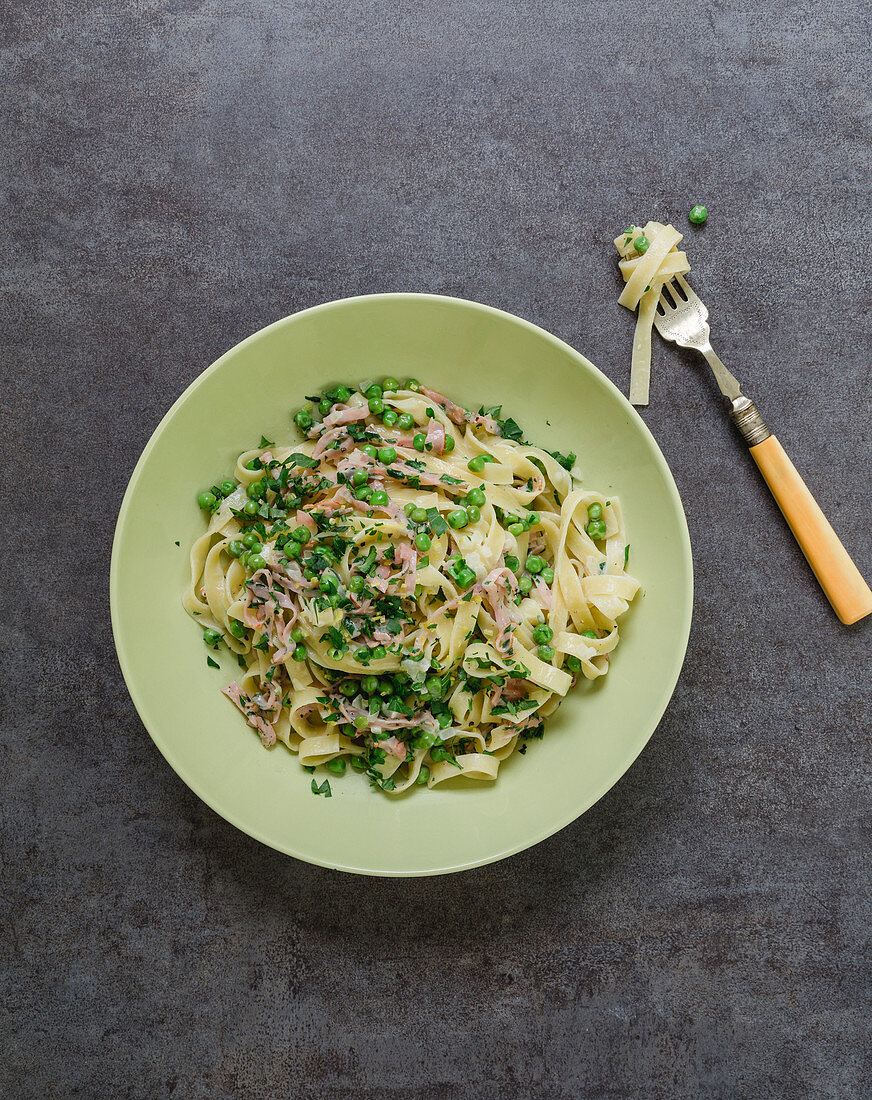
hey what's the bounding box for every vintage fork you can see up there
[655,274,872,625]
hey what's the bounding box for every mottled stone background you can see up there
[2,1,870,1097]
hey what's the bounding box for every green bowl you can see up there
[110,293,692,876]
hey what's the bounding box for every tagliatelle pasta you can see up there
[184,379,640,794]
[615,221,690,406]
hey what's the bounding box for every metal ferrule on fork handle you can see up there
[729,395,771,447]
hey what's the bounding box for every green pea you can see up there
[368,397,385,415]
[466,487,485,507]
[532,624,553,644]
[411,507,428,523]
[587,502,603,521]
[371,645,387,660]
[378,446,397,464]
[294,409,313,430]
[424,676,444,697]
[248,554,266,571]
[284,540,302,560]
[356,485,373,501]
[416,765,430,785]
[403,501,416,516]
[227,540,245,558]
[203,628,221,646]
[243,500,259,515]
[242,532,259,549]
[352,469,369,486]
[540,567,554,584]
[354,715,368,731]
[364,383,383,399]
[362,444,378,459]
[303,568,316,580]
[414,730,438,750]
[634,234,650,254]
[525,555,544,574]
[448,508,468,529]
[413,433,426,452]
[362,675,379,694]
[518,575,533,594]
[319,571,338,594]
[348,575,365,593]
[586,519,607,540]
[398,412,414,430]
[291,527,311,544]
[382,377,399,392]
[526,511,540,527]
[405,378,421,391]
[197,491,217,510]
[508,522,525,537]
[466,505,481,523]
[340,680,358,697]
[565,655,582,673]
[415,531,432,552]
[467,455,486,472]
[505,555,519,573]
[246,481,263,500]
[538,644,555,661]
[290,628,305,643]
[319,398,332,416]
[369,490,389,506]
[292,645,308,661]
[689,204,708,224]
[220,479,236,497]
[582,630,598,638]
[437,711,453,729]
[443,435,455,453]
[334,385,352,402]
[382,409,398,427]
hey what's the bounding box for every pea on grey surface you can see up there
[2,0,870,1097]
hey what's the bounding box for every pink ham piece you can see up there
[503,678,528,702]
[222,681,277,747]
[479,567,520,653]
[381,736,408,761]
[312,426,348,458]
[295,509,317,533]
[472,414,500,434]
[395,541,418,596]
[425,418,446,455]
[419,386,468,426]
[322,404,369,429]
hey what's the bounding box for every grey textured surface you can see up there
[3,1,871,1097]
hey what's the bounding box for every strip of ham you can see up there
[395,541,418,596]
[420,386,468,426]
[312,426,350,458]
[471,414,501,434]
[222,681,277,747]
[425,418,446,455]
[322,404,369,429]
[381,736,408,761]
[478,567,520,653]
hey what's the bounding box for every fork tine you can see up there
[675,273,693,298]
[660,280,679,307]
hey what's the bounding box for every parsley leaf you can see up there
[311,778,332,797]
[548,449,576,471]
[206,656,220,669]
[426,507,448,536]
[498,416,524,442]
[289,453,319,468]
[259,434,275,448]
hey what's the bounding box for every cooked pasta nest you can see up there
[185,380,640,793]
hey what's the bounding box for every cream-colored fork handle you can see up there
[749,435,872,624]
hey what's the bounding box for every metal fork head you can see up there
[653,273,711,350]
